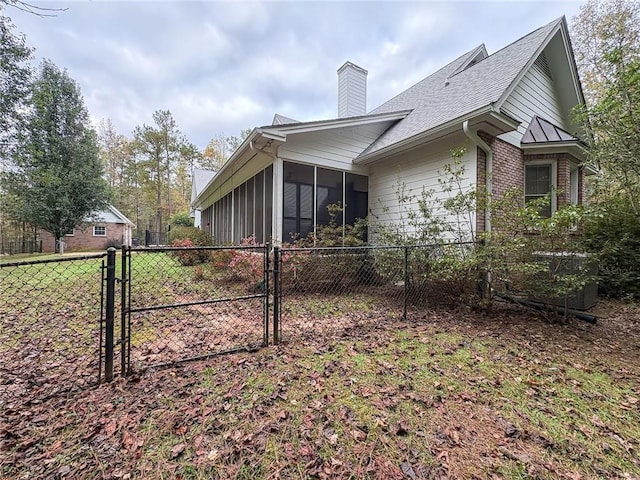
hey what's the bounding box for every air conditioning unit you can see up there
[532,252,598,310]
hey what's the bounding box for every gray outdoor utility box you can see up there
[532,252,598,310]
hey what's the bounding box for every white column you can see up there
[273,157,284,244]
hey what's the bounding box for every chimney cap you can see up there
[337,61,368,76]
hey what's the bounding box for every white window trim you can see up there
[93,226,107,237]
[63,229,75,237]
[524,159,557,215]
[569,163,579,205]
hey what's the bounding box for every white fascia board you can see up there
[191,128,286,210]
[521,141,588,161]
[192,128,262,209]
[262,110,411,135]
[107,204,135,226]
[495,19,563,111]
[558,17,587,106]
[354,107,519,165]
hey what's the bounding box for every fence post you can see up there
[403,246,408,321]
[263,243,270,346]
[273,245,280,345]
[120,245,128,376]
[104,247,116,382]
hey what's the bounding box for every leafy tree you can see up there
[3,60,110,248]
[132,109,193,233]
[200,128,251,171]
[571,1,640,297]
[225,128,252,154]
[0,11,32,161]
[200,133,228,170]
[0,11,33,247]
[572,0,640,213]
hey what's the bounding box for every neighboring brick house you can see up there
[40,205,135,253]
[192,16,590,245]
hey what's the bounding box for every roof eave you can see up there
[354,107,519,165]
[107,204,135,227]
[192,128,286,210]
[261,110,412,134]
[521,141,589,162]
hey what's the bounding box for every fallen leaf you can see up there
[351,428,367,442]
[400,462,416,480]
[393,419,409,436]
[171,442,186,458]
[104,419,117,437]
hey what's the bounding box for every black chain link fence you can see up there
[275,242,481,342]
[0,254,107,408]
[122,245,269,373]
[5,240,592,401]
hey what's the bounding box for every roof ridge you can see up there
[369,46,483,113]
[450,16,563,79]
[484,16,562,63]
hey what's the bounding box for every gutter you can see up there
[463,120,492,234]
[354,106,518,165]
[192,128,286,210]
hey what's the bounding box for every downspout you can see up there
[462,120,492,234]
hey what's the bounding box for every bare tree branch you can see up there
[2,0,68,17]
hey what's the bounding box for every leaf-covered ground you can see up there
[2,300,639,480]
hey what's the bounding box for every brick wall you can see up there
[524,152,582,207]
[476,133,524,233]
[474,133,583,233]
[41,222,127,253]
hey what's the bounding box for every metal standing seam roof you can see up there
[361,17,563,156]
[521,115,580,144]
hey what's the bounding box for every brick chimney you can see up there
[337,62,367,118]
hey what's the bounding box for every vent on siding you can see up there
[534,52,552,80]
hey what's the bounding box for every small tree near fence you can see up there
[371,147,595,317]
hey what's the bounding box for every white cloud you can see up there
[6,1,586,149]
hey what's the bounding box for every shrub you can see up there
[295,203,368,247]
[168,226,213,246]
[227,236,265,284]
[170,238,210,266]
[583,197,640,299]
[170,212,194,227]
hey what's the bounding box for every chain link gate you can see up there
[114,244,270,376]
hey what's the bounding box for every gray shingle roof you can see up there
[192,168,217,197]
[362,17,562,156]
[522,115,579,143]
[272,113,300,126]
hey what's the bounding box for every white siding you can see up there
[499,51,565,146]
[278,124,386,173]
[97,208,123,224]
[368,133,477,241]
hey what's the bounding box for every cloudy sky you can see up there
[5,0,585,150]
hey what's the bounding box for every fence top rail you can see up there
[127,244,268,253]
[278,241,480,254]
[0,252,108,268]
